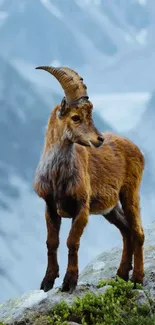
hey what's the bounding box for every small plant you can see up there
[50,301,70,325]
[97,276,142,290]
[42,277,154,325]
[15,278,154,325]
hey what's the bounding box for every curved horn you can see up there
[35,66,89,104]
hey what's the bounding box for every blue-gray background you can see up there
[0,0,155,303]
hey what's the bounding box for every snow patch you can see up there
[40,0,63,19]
[135,29,147,45]
[137,0,147,6]
[75,0,101,8]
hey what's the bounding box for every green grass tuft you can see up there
[42,277,154,325]
[6,278,154,325]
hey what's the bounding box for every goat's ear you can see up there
[58,97,69,118]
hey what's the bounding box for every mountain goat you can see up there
[34,66,145,293]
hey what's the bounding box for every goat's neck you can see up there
[54,142,78,198]
[50,140,75,168]
[42,138,78,198]
[45,137,75,162]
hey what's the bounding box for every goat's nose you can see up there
[97,135,104,143]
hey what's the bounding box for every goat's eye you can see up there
[71,115,80,122]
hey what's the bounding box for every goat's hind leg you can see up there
[104,203,133,281]
[120,189,145,285]
[41,197,61,292]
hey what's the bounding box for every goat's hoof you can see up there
[131,273,144,287]
[61,270,78,293]
[40,272,59,292]
[116,269,129,282]
[40,278,55,292]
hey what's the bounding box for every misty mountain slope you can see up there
[125,91,155,193]
[0,0,86,65]
[0,55,51,302]
[0,0,155,94]
[125,90,155,166]
[91,92,149,132]
[0,55,51,183]
[0,0,151,61]
[128,90,155,151]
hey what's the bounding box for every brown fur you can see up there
[34,100,145,293]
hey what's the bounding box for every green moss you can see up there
[40,277,154,325]
[97,276,143,290]
[123,316,155,325]
[12,277,155,325]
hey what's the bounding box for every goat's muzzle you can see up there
[90,135,104,148]
[77,134,104,148]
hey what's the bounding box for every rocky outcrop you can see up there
[0,221,155,325]
[79,221,155,299]
[0,285,100,324]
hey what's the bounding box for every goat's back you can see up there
[83,132,145,197]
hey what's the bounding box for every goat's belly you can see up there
[90,197,117,216]
[91,206,116,215]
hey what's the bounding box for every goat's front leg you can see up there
[62,204,89,293]
[41,201,61,292]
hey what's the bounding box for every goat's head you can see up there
[36,66,104,148]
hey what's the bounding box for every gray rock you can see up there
[135,290,149,306]
[0,285,98,324]
[97,285,112,294]
[79,221,155,300]
[78,247,120,286]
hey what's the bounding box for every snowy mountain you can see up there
[0,54,49,301]
[126,91,155,218]
[0,0,155,303]
[0,0,150,61]
[1,0,155,93]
